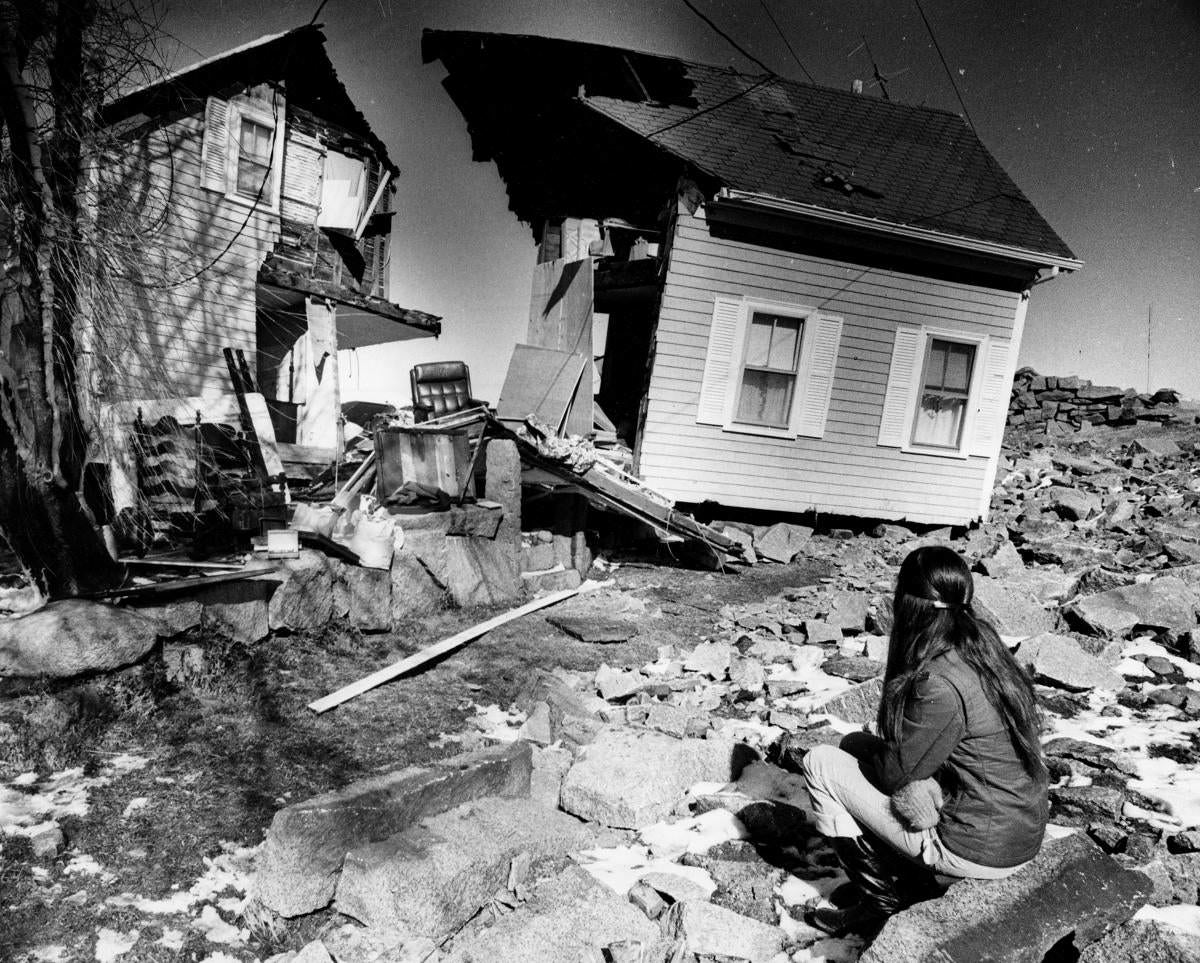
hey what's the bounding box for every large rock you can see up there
[442,535,521,607]
[332,564,392,633]
[1046,486,1103,522]
[1069,576,1200,638]
[666,899,784,962]
[861,833,1153,963]
[810,677,884,727]
[268,551,335,632]
[1078,915,1200,962]
[0,599,159,677]
[130,599,202,637]
[979,540,1026,578]
[253,742,532,917]
[559,727,744,828]
[198,578,271,643]
[334,796,594,938]
[1015,633,1124,691]
[442,864,658,962]
[754,523,812,564]
[972,575,1057,637]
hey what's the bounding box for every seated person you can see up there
[802,545,1048,939]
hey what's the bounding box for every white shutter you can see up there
[791,315,843,438]
[877,327,923,447]
[201,97,229,193]
[281,131,324,223]
[696,295,745,426]
[968,336,1012,457]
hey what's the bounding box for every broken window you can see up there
[735,312,803,427]
[318,151,367,230]
[912,338,976,449]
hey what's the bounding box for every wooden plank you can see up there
[497,345,587,429]
[89,565,274,599]
[527,258,593,436]
[308,585,588,713]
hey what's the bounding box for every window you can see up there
[877,326,1012,460]
[735,312,803,427]
[696,295,843,439]
[200,96,283,211]
[235,117,274,200]
[912,338,976,449]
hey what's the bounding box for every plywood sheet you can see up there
[497,344,587,432]
[528,258,593,435]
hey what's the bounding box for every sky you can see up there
[166,0,1200,403]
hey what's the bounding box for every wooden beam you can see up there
[307,585,588,713]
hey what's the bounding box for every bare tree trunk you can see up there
[0,0,117,596]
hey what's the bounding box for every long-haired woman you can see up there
[801,545,1048,939]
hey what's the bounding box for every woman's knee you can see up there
[801,743,841,786]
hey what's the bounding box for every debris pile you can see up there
[1008,367,1185,436]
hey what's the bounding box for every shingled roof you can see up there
[424,30,1076,265]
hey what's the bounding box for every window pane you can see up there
[942,342,974,393]
[736,369,795,426]
[744,316,772,367]
[237,160,269,197]
[912,393,967,447]
[240,118,272,162]
[768,316,802,370]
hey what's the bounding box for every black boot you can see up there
[804,835,920,940]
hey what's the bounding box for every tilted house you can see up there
[424,31,1080,526]
[94,24,439,491]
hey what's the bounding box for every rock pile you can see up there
[1008,367,1185,436]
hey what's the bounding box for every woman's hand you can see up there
[890,778,944,831]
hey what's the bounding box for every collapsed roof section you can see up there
[422,29,1078,270]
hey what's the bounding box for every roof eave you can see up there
[715,189,1082,272]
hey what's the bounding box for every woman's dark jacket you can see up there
[873,649,1048,868]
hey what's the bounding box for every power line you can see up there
[756,0,815,83]
[911,0,975,129]
[646,75,777,137]
[679,0,775,76]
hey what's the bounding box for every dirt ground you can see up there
[0,554,830,962]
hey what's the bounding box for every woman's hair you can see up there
[877,545,1046,777]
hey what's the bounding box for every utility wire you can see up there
[646,75,777,137]
[756,0,815,83]
[679,0,775,75]
[911,0,975,129]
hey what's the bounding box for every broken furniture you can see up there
[375,425,471,502]
[410,361,488,423]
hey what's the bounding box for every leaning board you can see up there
[496,344,587,432]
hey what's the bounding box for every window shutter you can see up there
[201,97,229,193]
[791,315,842,438]
[877,327,923,447]
[968,336,1012,457]
[280,131,324,223]
[696,295,745,426]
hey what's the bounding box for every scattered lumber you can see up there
[307,584,588,713]
[89,565,274,599]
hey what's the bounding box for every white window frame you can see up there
[726,299,811,438]
[900,327,986,460]
[224,98,285,213]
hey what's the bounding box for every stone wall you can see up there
[1008,367,1181,436]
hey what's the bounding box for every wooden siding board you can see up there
[638,212,1022,525]
[94,110,280,403]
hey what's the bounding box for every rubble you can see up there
[1014,633,1124,692]
[334,796,595,938]
[666,899,785,961]
[1078,914,1200,962]
[1068,576,1200,638]
[559,728,742,828]
[753,522,813,563]
[862,833,1153,962]
[442,864,659,962]
[1008,368,1182,431]
[253,742,532,916]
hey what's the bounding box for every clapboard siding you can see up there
[637,212,1023,525]
[91,110,280,403]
